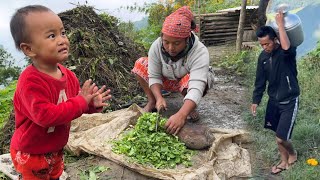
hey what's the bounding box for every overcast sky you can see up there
[0,0,151,66]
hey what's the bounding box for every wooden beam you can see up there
[202,27,252,33]
[201,32,238,38]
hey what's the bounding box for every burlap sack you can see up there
[65,104,252,180]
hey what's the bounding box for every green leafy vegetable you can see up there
[79,165,110,180]
[112,112,194,169]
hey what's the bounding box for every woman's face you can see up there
[162,33,187,57]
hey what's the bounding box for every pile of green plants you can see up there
[112,112,194,169]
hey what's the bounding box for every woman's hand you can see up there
[165,112,187,135]
[156,97,167,112]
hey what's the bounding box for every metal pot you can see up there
[269,4,304,47]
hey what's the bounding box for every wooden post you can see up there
[198,0,201,39]
[236,0,247,52]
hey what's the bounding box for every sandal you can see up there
[187,110,200,122]
[161,90,171,96]
[271,165,287,175]
[288,150,298,166]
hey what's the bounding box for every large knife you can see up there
[155,106,164,132]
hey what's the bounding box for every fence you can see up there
[195,6,258,46]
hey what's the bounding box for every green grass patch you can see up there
[0,81,16,129]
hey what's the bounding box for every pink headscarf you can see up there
[161,6,195,38]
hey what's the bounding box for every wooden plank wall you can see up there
[194,8,258,46]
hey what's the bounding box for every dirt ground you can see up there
[63,45,254,179]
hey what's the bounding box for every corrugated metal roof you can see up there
[217,6,258,13]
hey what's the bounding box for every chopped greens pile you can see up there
[112,112,194,169]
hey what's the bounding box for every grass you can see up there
[237,43,320,179]
[0,81,16,129]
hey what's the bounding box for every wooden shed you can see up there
[195,6,258,46]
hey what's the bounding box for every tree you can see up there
[236,0,247,52]
[147,0,196,26]
[147,3,170,26]
[125,0,198,49]
[256,0,270,30]
[0,46,21,87]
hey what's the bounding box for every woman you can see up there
[132,6,213,135]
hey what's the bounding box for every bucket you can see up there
[269,4,304,47]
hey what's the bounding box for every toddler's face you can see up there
[24,11,70,64]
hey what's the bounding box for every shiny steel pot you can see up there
[270,4,304,47]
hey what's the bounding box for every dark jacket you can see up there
[252,46,300,105]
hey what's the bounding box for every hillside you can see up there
[134,16,148,30]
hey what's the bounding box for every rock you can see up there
[177,123,215,150]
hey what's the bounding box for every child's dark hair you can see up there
[10,5,51,50]
[256,26,277,40]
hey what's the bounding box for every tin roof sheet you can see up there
[217,6,259,13]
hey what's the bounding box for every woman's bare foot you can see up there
[143,102,155,112]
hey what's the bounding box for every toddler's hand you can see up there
[92,85,112,108]
[79,79,99,104]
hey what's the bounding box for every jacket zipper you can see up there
[286,76,292,90]
[270,54,279,99]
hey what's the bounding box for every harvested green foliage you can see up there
[112,112,194,169]
[79,165,110,180]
